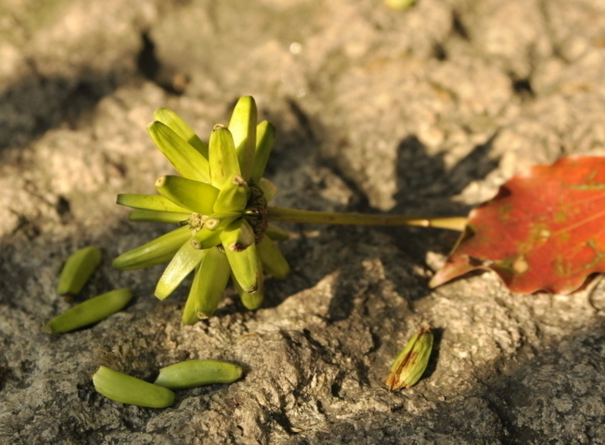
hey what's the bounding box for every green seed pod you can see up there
[220,219,255,252]
[153,108,208,158]
[154,360,244,389]
[46,288,132,334]
[155,175,219,216]
[258,178,278,202]
[128,209,190,224]
[232,253,264,310]
[265,223,289,241]
[386,327,433,390]
[190,226,222,250]
[257,236,290,279]
[93,366,175,408]
[224,238,260,295]
[154,242,206,300]
[183,247,231,320]
[113,226,191,271]
[213,174,250,213]
[251,120,275,183]
[57,246,102,295]
[116,193,190,213]
[228,96,257,181]
[147,121,210,183]
[208,124,240,188]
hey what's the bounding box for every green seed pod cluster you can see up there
[92,360,244,408]
[113,96,291,324]
[386,327,433,390]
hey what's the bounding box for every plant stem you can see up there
[266,206,467,231]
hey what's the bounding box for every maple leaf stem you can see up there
[266,206,467,231]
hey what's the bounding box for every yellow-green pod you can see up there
[57,246,102,295]
[258,177,278,202]
[147,121,210,183]
[154,242,206,300]
[155,175,219,216]
[257,236,290,279]
[386,327,433,390]
[208,124,240,188]
[233,257,264,310]
[153,108,208,158]
[223,237,260,295]
[113,226,191,271]
[220,219,255,253]
[251,120,275,183]
[93,366,175,408]
[265,223,289,241]
[154,360,244,390]
[228,96,257,181]
[213,174,250,213]
[46,288,132,334]
[116,194,190,213]
[128,209,190,224]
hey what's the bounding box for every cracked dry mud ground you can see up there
[2,1,605,444]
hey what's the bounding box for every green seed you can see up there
[228,96,257,181]
[208,124,240,188]
[213,174,250,213]
[147,121,210,183]
[154,242,205,300]
[386,327,433,390]
[251,120,275,183]
[128,209,190,224]
[116,193,190,213]
[46,288,132,334]
[155,175,219,216]
[257,236,290,279]
[154,360,244,390]
[153,108,208,158]
[93,365,175,408]
[57,246,102,295]
[113,226,191,271]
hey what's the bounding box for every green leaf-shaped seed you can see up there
[220,219,255,252]
[128,209,190,224]
[208,124,240,188]
[190,226,222,250]
[386,327,433,390]
[184,247,231,319]
[113,226,191,271]
[93,366,175,408]
[258,177,278,202]
[155,242,206,300]
[153,108,208,158]
[148,121,210,183]
[265,223,289,241]
[232,255,264,310]
[228,96,257,181]
[213,174,250,213]
[257,236,290,279]
[46,288,132,334]
[57,246,102,295]
[222,231,260,294]
[117,194,190,213]
[251,120,275,183]
[155,175,219,216]
[154,360,244,390]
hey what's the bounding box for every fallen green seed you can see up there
[386,327,433,390]
[93,366,175,408]
[154,360,244,390]
[46,288,132,334]
[57,246,102,295]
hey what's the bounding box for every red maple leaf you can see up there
[430,156,605,294]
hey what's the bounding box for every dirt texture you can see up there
[2,0,605,444]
